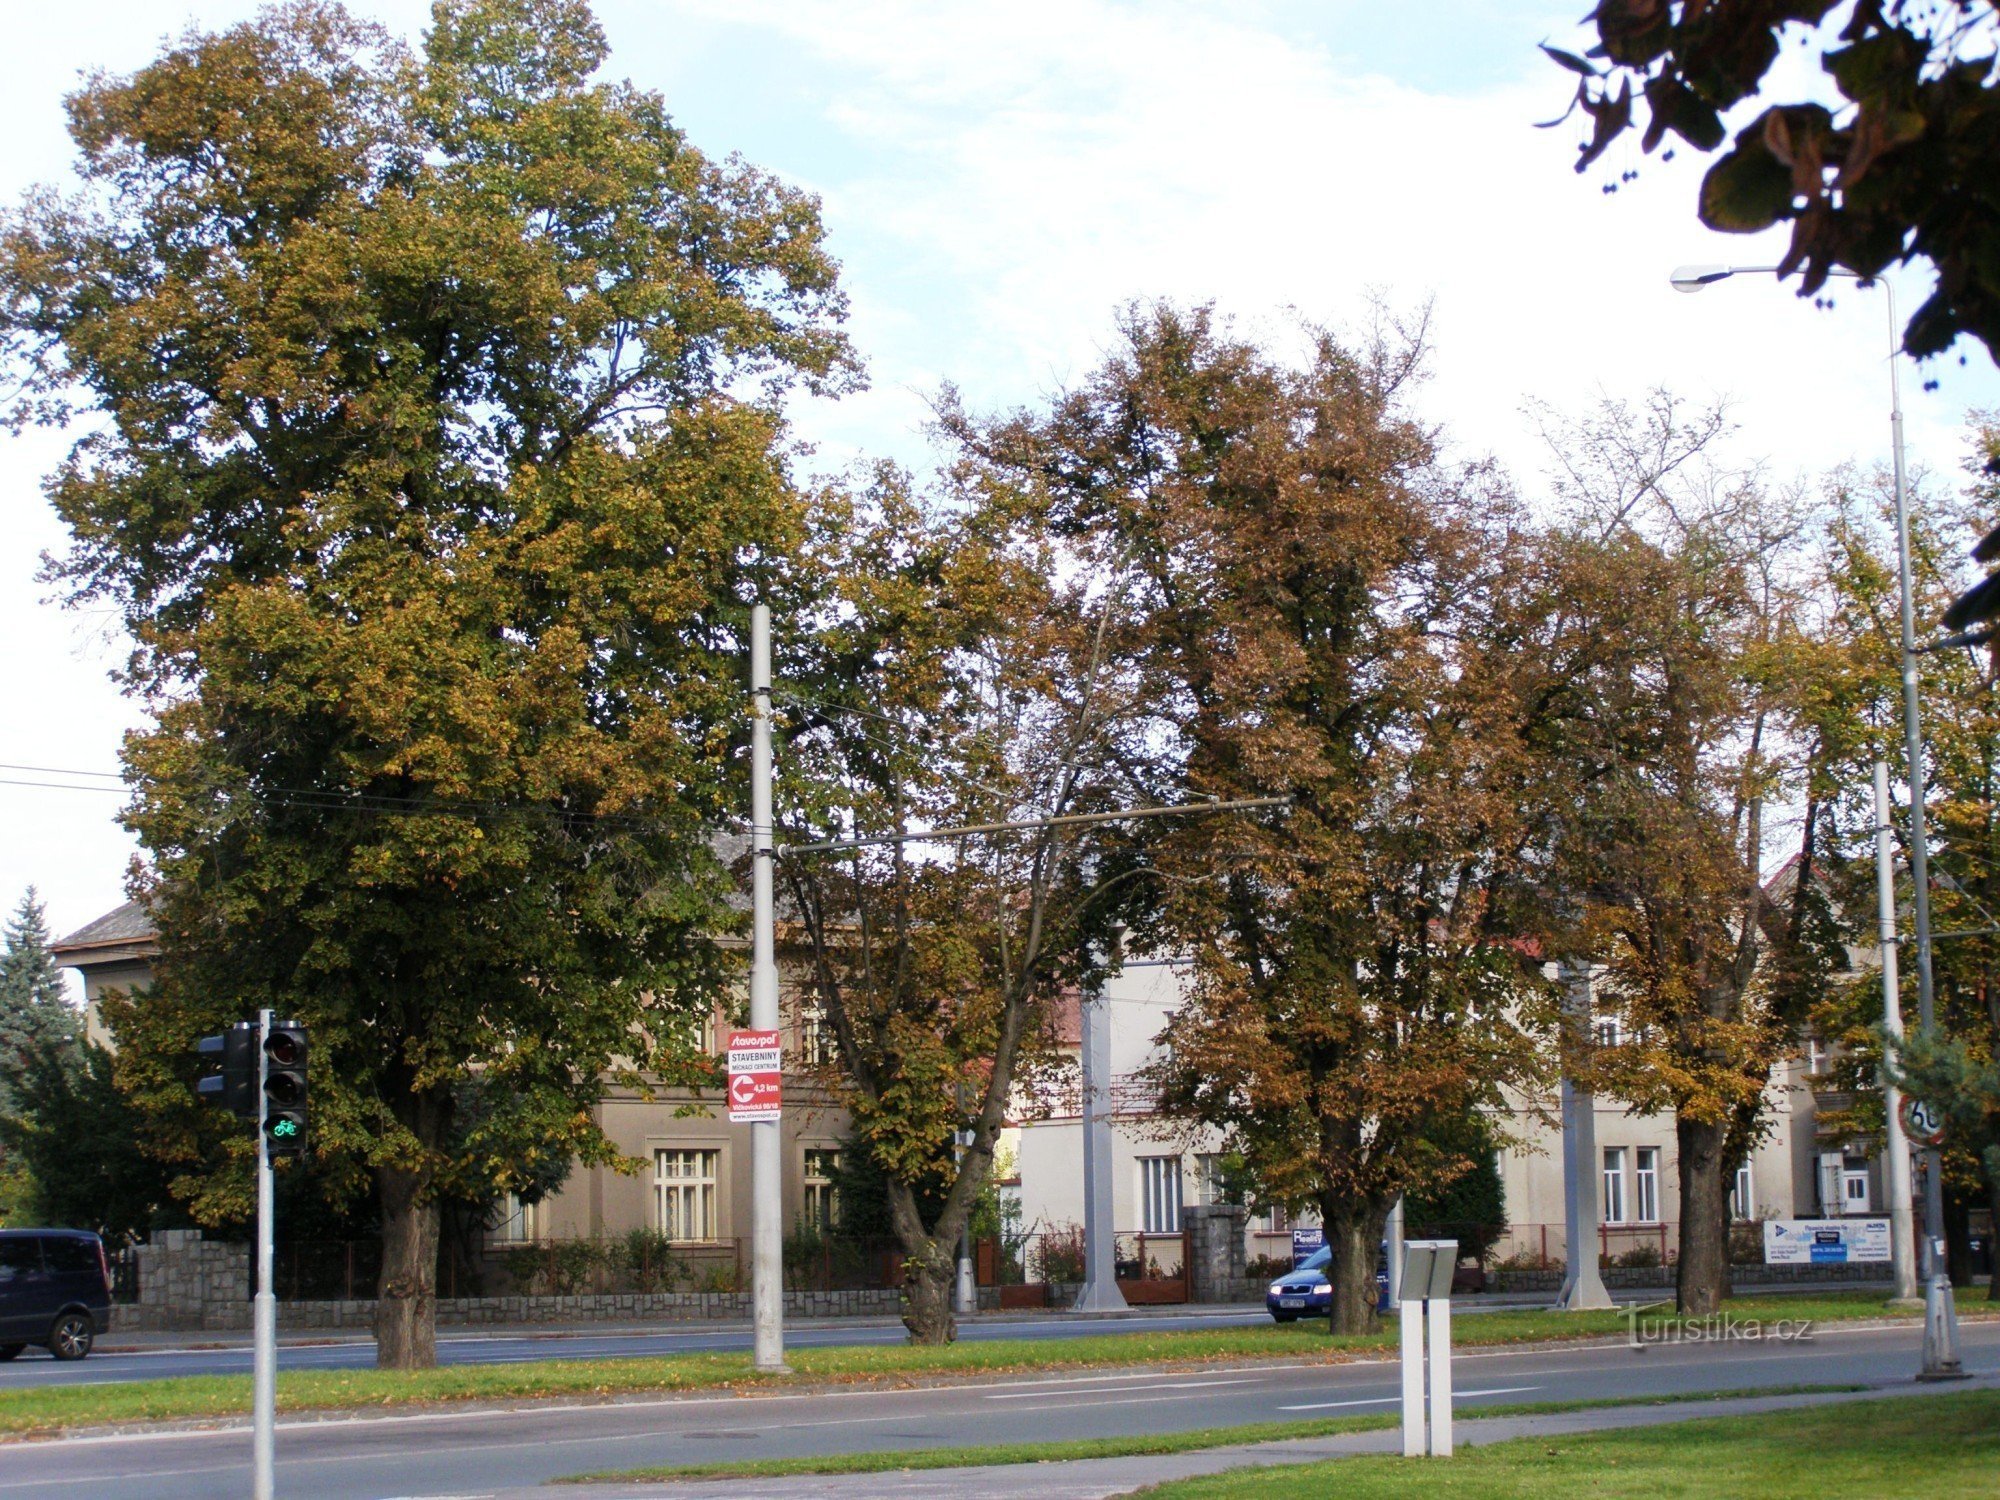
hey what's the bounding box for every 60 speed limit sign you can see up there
[1900,1096,1946,1147]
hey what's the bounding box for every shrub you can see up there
[1034,1222,1086,1284]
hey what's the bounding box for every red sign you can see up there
[725,1029,782,1123]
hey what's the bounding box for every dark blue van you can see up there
[0,1230,111,1360]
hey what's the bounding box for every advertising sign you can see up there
[1290,1227,1324,1265]
[725,1028,782,1123]
[1762,1218,1891,1266]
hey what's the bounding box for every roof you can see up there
[52,901,156,956]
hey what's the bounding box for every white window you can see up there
[1592,1014,1624,1049]
[491,1193,543,1243]
[655,1148,720,1241]
[1819,1151,1845,1216]
[798,998,834,1067]
[1805,1039,1829,1076]
[803,1147,840,1229]
[1842,1155,1872,1214]
[1194,1153,1232,1207]
[1634,1147,1660,1223]
[1139,1156,1183,1233]
[1602,1147,1628,1225]
[1730,1162,1755,1221]
[1258,1203,1287,1234]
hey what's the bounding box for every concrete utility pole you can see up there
[1555,966,1612,1311]
[252,1008,275,1500]
[1872,760,1921,1304]
[749,603,786,1372]
[1074,974,1127,1312]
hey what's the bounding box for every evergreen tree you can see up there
[0,890,80,1114]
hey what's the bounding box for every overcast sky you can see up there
[5,1,1998,970]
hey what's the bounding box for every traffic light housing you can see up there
[262,1021,308,1156]
[196,1024,257,1121]
[1938,521,2000,648]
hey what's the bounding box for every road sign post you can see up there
[252,1009,275,1500]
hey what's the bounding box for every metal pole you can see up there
[1426,1296,1453,1458]
[1872,760,1921,1303]
[749,603,787,1372]
[253,1008,275,1500]
[1385,1197,1405,1309]
[1884,285,1965,1380]
[1399,1297,1425,1457]
[953,1083,975,1316]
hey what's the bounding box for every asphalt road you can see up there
[0,1315,1987,1499]
[3,1308,1287,1386]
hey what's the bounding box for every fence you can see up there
[1249,1220,1686,1276]
[108,1244,140,1305]
[987,1227,1191,1306]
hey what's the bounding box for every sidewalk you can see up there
[533,1378,1997,1500]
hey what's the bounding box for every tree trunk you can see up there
[376,1162,441,1370]
[900,1238,957,1345]
[375,1082,452,1371]
[1323,1199,1390,1335]
[1675,1116,1729,1316]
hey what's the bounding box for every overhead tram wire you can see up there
[782,794,1295,855]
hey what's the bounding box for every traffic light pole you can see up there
[253,1007,276,1500]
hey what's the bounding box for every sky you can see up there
[4,0,1998,975]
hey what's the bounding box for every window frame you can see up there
[654,1147,722,1243]
[1138,1155,1184,1234]
[1602,1146,1629,1225]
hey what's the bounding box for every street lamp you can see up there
[1670,262,1964,1381]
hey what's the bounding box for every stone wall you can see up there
[1183,1204,1247,1304]
[117,1235,1002,1332]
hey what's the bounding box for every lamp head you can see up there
[1670,264,1734,293]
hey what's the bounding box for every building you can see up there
[53,902,856,1266]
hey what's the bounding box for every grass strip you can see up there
[0,1291,1947,1440]
[553,1383,1866,1482]
[1123,1387,2000,1499]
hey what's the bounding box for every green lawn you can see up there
[556,1385,1865,1483]
[0,1291,1953,1441]
[1124,1389,2000,1499]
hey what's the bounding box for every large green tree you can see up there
[0,0,853,1368]
[1545,2,2000,361]
[0,892,78,1114]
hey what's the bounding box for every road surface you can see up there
[0,1313,1985,1498]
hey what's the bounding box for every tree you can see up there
[1515,393,1827,1315]
[0,891,79,1114]
[776,471,1125,1343]
[958,304,1557,1334]
[1,0,854,1368]
[1544,2,2000,361]
[0,1040,181,1242]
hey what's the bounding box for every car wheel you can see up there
[1270,1312,1299,1323]
[47,1314,92,1362]
[0,1345,23,1362]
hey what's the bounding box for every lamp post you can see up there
[1670,264,1962,1379]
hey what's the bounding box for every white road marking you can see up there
[983,1377,1258,1400]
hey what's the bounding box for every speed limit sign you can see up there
[1901,1096,1946,1147]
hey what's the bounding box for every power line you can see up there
[783,795,1294,855]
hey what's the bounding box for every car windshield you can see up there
[1297,1248,1330,1272]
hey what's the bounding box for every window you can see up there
[1592,1015,1624,1049]
[1139,1156,1183,1233]
[655,1148,720,1241]
[1634,1148,1660,1223]
[798,999,834,1067]
[1805,1039,1830,1076]
[1730,1162,1755,1222]
[1602,1147,1628,1225]
[1194,1153,1236,1207]
[0,1238,39,1283]
[1842,1155,1872,1215]
[803,1148,841,1229]
[492,1193,544,1243]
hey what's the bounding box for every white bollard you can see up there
[1427,1296,1453,1457]
[1400,1297,1426,1457]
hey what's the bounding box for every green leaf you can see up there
[1699,124,1796,232]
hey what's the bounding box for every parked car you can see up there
[0,1230,111,1361]
[1263,1245,1390,1322]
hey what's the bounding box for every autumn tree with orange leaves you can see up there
[952,304,1559,1333]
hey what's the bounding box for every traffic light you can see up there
[262,1021,308,1155]
[1938,521,2000,648]
[195,1023,257,1121]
